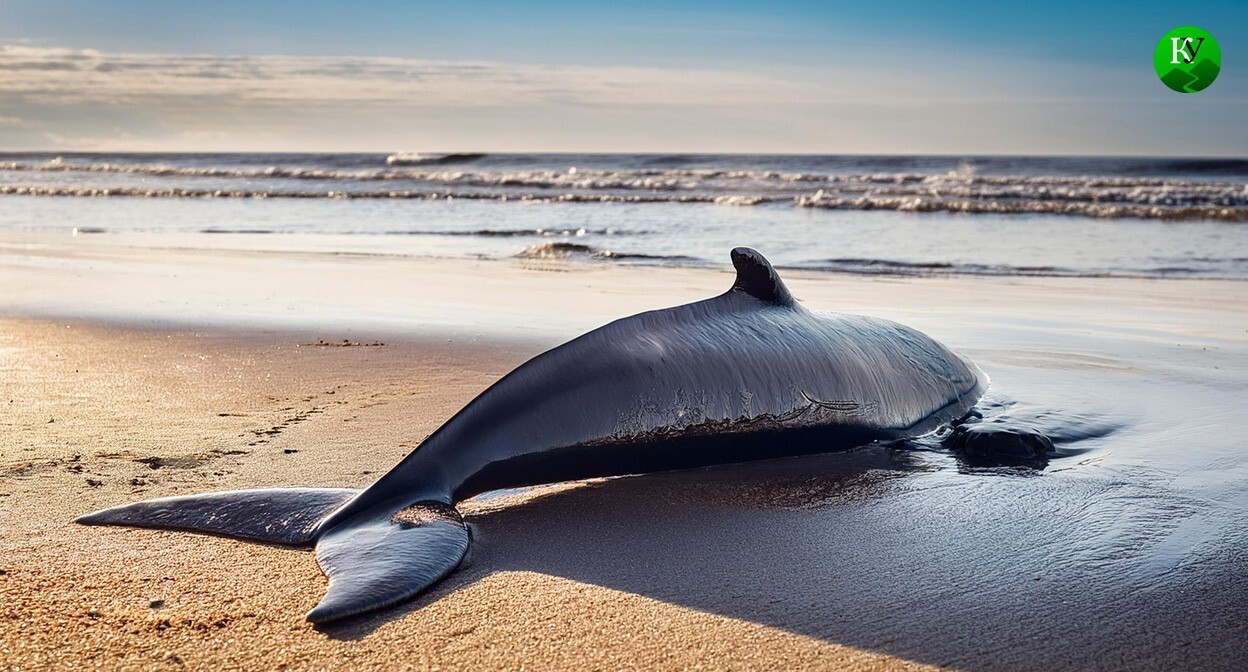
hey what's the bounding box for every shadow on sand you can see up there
[319,445,1244,670]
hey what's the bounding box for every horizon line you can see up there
[2,149,1246,160]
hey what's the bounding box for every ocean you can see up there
[2,151,1246,278]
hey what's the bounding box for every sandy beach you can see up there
[2,232,1247,670]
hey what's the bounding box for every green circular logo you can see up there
[1155,26,1221,93]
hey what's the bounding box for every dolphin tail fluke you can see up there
[77,491,469,622]
[75,487,360,546]
[307,501,469,623]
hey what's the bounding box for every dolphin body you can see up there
[77,248,987,623]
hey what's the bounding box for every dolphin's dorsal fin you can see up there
[730,247,795,306]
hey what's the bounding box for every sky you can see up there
[0,1,1245,155]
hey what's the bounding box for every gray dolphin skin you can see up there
[77,247,987,623]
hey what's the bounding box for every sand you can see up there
[2,232,1246,670]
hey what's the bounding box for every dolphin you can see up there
[77,247,987,623]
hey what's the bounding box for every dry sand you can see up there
[2,233,1246,671]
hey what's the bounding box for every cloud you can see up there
[0,44,812,109]
[0,43,1243,154]
[1,43,872,151]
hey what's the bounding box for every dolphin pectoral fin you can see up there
[307,502,469,623]
[75,487,359,546]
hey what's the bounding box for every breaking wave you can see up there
[2,156,1245,220]
[4,157,1245,188]
[2,183,1244,220]
[0,184,784,205]
[793,190,1247,221]
[385,152,486,166]
[515,241,695,263]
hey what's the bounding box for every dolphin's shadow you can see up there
[319,437,1240,671]
[318,446,926,641]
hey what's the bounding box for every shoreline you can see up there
[4,230,1245,339]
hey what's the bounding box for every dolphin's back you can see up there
[437,298,982,498]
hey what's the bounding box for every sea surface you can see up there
[2,151,1247,278]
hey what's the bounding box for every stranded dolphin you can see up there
[77,247,987,623]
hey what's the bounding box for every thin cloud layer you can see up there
[2,44,851,151]
[0,44,1243,154]
[1,45,808,108]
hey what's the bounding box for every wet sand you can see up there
[2,233,1247,670]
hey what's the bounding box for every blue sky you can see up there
[1,1,1245,154]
